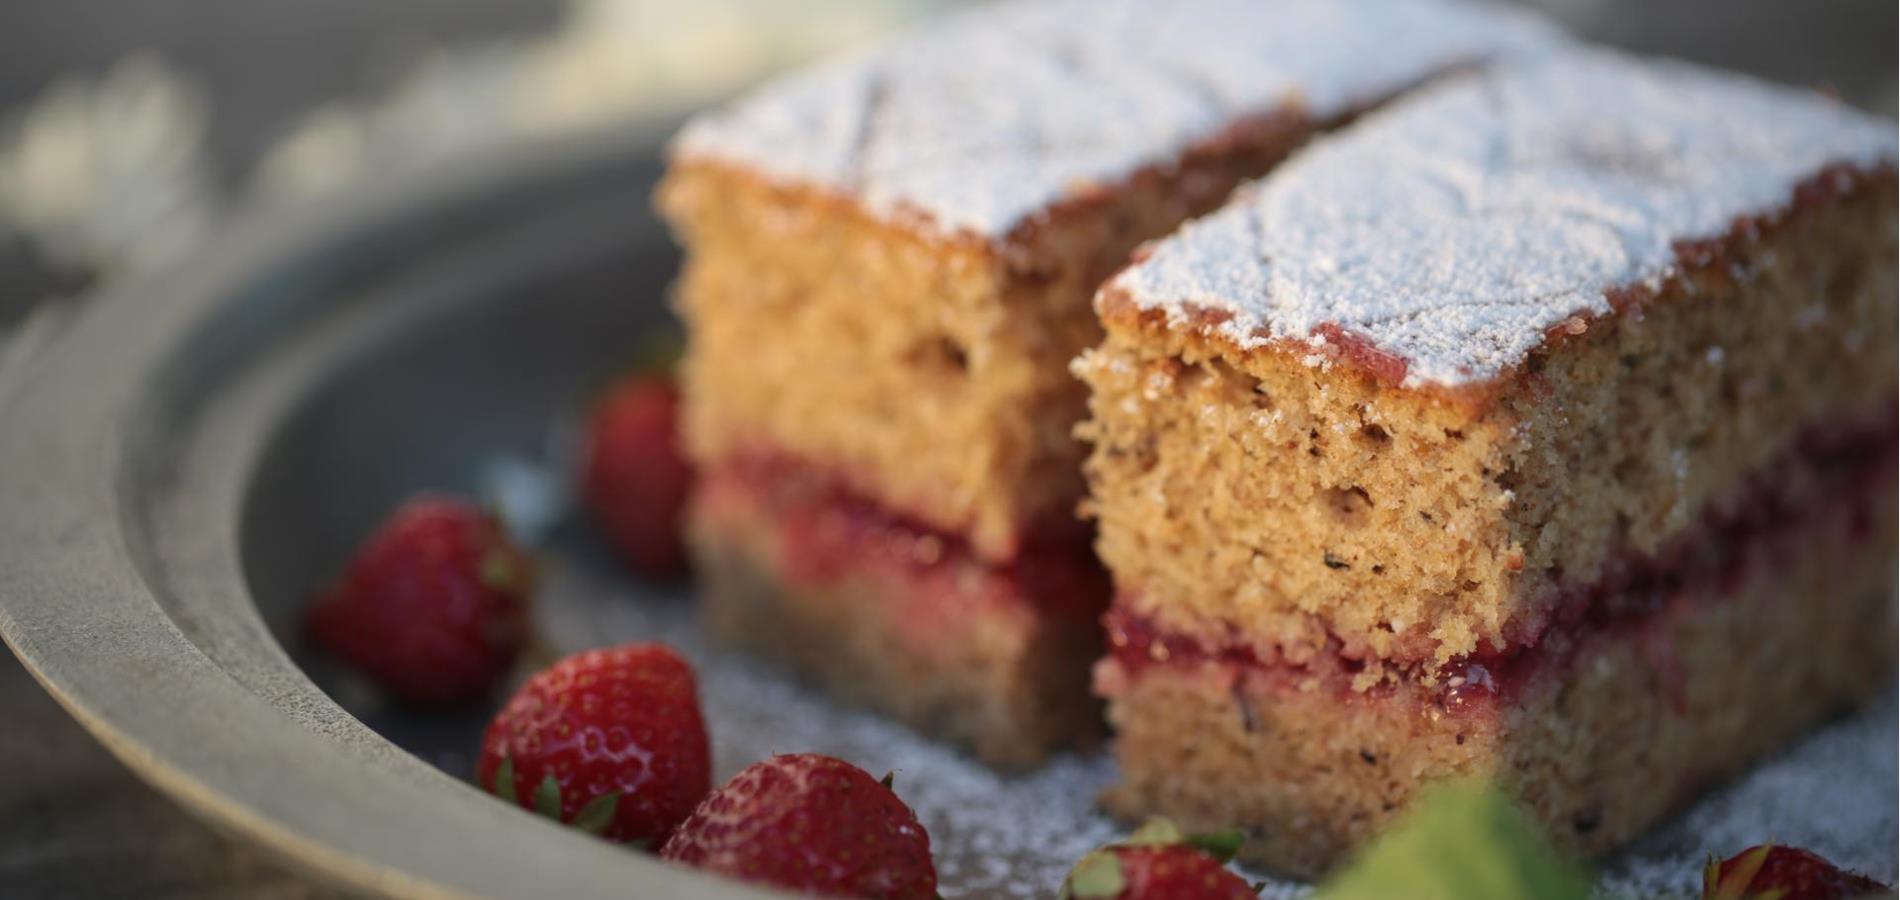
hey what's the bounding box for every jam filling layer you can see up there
[1106,412,1897,717]
[695,453,1110,624]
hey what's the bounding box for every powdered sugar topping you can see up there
[1112,49,1898,388]
[672,0,1557,239]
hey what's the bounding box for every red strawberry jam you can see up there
[695,452,1109,626]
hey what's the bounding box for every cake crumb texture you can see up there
[1082,149,1896,668]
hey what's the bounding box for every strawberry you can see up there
[661,753,937,898]
[580,370,693,578]
[306,495,532,706]
[1060,820,1257,900]
[478,643,711,847]
[1703,844,1891,900]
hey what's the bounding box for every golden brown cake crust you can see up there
[1100,493,1897,878]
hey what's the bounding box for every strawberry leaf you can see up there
[489,757,516,803]
[1313,780,1589,900]
[880,771,897,790]
[1184,829,1245,863]
[573,791,620,835]
[534,774,563,820]
[1062,850,1127,899]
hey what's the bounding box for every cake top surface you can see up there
[670,0,1557,240]
[1110,49,1899,389]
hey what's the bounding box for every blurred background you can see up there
[0,0,1892,896]
[0,0,1894,336]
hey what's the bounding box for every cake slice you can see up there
[1078,49,1897,875]
[658,0,1557,766]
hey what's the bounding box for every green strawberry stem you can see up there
[489,756,516,802]
[573,791,622,836]
[534,774,563,819]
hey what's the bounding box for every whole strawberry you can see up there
[1704,844,1891,900]
[661,753,937,898]
[1060,820,1256,900]
[478,643,710,846]
[306,495,532,706]
[581,371,693,578]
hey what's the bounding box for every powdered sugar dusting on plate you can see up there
[1598,689,1899,896]
[1112,49,1898,388]
[671,0,1558,240]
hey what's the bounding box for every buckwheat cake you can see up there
[1078,49,1897,876]
[657,0,1557,765]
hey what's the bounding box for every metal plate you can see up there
[0,120,777,900]
[0,115,1892,900]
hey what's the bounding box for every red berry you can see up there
[1060,821,1255,900]
[1704,844,1891,900]
[581,373,693,578]
[661,753,937,899]
[478,643,710,846]
[306,495,532,706]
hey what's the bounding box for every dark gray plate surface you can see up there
[0,118,1892,900]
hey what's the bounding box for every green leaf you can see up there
[880,771,897,790]
[1183,829,1245,863]
[1312,780,1591,900]
[534,774,564,820]
[1124,818,1184,846]
[573,791,621,835]
[1062,850,1127,899]
[489,757,516,802]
